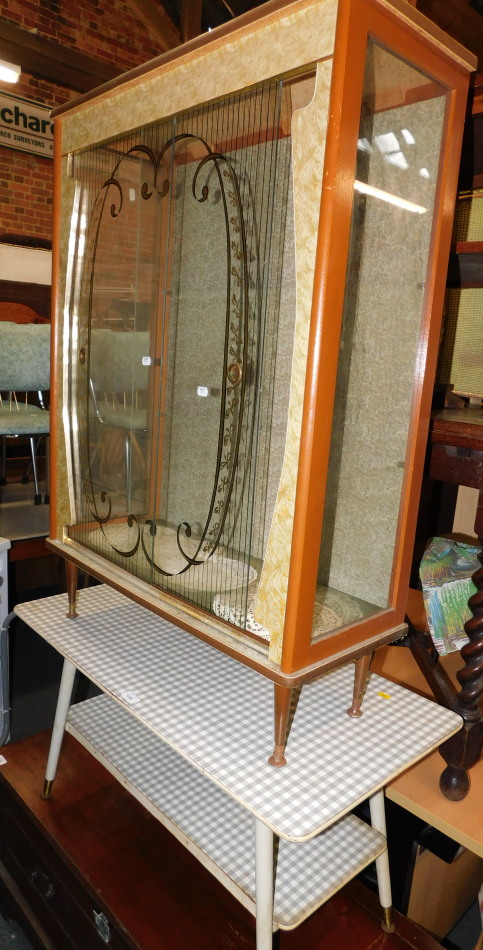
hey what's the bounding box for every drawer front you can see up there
[1,796,132,950]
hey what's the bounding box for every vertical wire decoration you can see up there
[67,77,294,640]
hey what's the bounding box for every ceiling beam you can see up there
[416,0,483,69]
[202,0,232,29]
[129,0,180,52]
[220,0,250,17]
[180,0,203,42]
[0,18,122,92]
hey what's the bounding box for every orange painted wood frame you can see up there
[49,118,63,543]
[280,0,474,674]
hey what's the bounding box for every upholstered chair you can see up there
[0,321,50,504]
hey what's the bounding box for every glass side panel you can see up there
[311,40,448,642]
[66,76,312,643]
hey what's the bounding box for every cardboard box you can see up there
[407,844,483,940]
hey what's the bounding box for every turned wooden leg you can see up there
[347,651,373,718]
[268,684,293,767]
[439,529,483,801]
[66,560,79,619]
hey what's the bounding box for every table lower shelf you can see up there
[66,694,386,932]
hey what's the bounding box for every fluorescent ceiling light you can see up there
[375,131,400,154]
[401,128,416,145]
[354,179,427,214]
[0,59,21,83]
[385,151,409,170]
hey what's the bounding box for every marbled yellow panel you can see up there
[53,163,77,537]
[253,61,334,664]
[61,0,338,155]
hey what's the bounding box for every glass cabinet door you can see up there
[66,76,313,638]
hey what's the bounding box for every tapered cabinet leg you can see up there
[369,790,395,933]
[255,817,274,950]
[347,652,373,718]
[268,684,293,767]
[42,658,76,799]
[66,560,79,619]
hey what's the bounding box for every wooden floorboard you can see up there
[0,731,443,950]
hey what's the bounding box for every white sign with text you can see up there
[0,91,53,159]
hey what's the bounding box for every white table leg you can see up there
[255,817,274,950]
[42,657,76,799]
[369,789,395,933]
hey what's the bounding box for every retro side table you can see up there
[14,585,462,949]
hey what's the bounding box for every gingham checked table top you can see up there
[15,584,461,842]
[66,693,386,930]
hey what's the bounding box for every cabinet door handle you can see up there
[30,869,54,899]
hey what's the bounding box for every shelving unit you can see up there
[13,584,462,948]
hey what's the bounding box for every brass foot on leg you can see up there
[268,743,287,767]
[346,703,363,718]
[381,906,395,933]
[66,601,78,620]
[41,778,53,800]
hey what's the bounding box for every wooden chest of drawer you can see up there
[0,730,256,950]
[0,786,131,950]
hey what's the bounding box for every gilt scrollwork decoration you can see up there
[82,131,251,579]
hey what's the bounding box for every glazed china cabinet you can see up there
[49,0,475,763]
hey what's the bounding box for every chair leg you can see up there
[22,437,40,485]
[21,454,31,484]
[44,434,50,504]
[0,436,6,486]
[29,436,42,505]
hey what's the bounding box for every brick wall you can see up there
[0,0,165,242]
